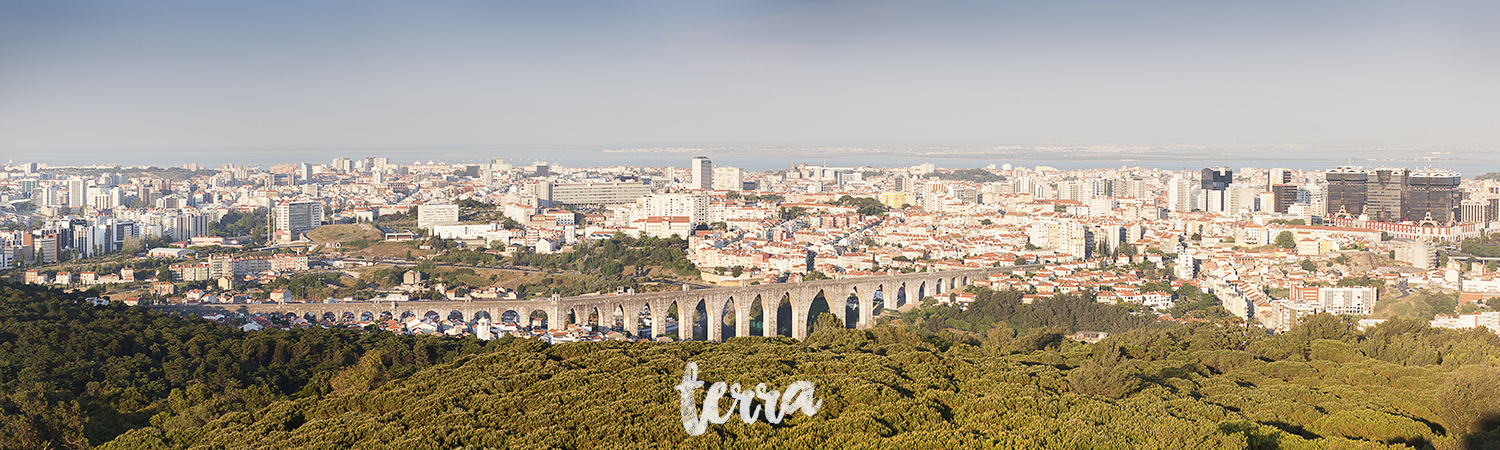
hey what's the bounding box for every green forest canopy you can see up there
[3,281,1500,449]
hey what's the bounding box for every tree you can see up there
[1275,231,1297,249]
[1300,260,1316,272]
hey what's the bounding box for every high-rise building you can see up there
[1268,167,1297,214]
[1120,177,1147,199]
[68,178,87,208]
[1403,169,1461,224]
[1167,175,1196,212]
[273,200,322,243]
[1325,166,1368,218]
[332,157,352,172]
[533,162,550,176]
[690,156,713,190]
[1365,168,1407,222]
[1201,167,1232,190]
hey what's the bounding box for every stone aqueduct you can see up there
[155,267,1018,341]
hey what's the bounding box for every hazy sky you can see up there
[2,0,1496,158]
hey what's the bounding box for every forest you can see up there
[3,281,1500,449]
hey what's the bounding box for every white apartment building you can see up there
[713,166,743,191]
[274,200,322,242]
[417,204,460,229]
[642,193,709,225]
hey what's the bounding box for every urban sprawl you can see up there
[2,157,1499,342]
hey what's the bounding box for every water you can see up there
[31,146,1500,177]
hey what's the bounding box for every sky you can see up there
[1,0,1497,162]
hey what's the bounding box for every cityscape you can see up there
[4,156,1499,340]
[3,1,1499,448]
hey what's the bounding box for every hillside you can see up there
[3,281,1499,449]
[103,319,1500,449]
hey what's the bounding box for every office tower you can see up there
[1267,168,1292,189]
[464,165,481,178]
[22,162,38,174]
[1325,166,1367,218]
[297,163,313,182]
[1403,169,1461,224]
[534,162,551,176]
[332,157,351,172]
[68,178,87,208]
[1200,167,1232,190]
[1267,168,1296,214]
[690,156,713,190]
[1365,168,1407,222]
[273,200,322,243]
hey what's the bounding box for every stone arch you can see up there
[399,310,416,321]
[360,311,374,322]
[322,312,336,322]
[843,287,859,329]
[378,311,393,322]
[636,303,653,338]
[500,310,520,324]
[807,289,832,337]
[748,294,766,337]
[448,310,464,322]
[473,310,492,322]
[720,297,737,340]
[529,310,549,329]
[775,293,794,337]
[689,298,708,341]
[610,304,625,331]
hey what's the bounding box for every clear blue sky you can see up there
[1,0,1495,159]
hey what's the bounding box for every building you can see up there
[273,200,322,242]
[1290,286,1377,316]
[1325,166,1368,218]
[1268,300,1323,333]
[549,182,653,205]
[642,193,710,225]
[1403,169,1461,224]
[1365,168,1406,222]
[713,166,743,191]
[1201,167,1232,190]
[68,178,87,208]
[1167,175,1196,212]
[690,156,713,190]
[416,204,460,229]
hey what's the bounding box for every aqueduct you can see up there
[153,266,1021,341]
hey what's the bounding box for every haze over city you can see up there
[5,2,1500,449]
